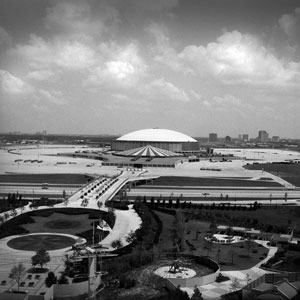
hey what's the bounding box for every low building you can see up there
[252,279,299,300]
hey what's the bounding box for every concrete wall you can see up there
[41,287,53,300]
[53,275,100,299]
[168,269,220,288]
[163,255,220,289]
[28,295,45,300]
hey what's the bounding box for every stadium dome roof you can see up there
[117,128,197,143]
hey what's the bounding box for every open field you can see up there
[245,162,300,187]
[0,145,119,176]
[138,176,282,187]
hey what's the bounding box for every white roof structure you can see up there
[117,128,197,143]
[116,145,182,157]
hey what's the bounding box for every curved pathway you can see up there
[0,172,142,295]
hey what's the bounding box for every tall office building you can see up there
[258,130,269,143]
[225,136,231,144]
[242,134,249,141]
[209,133,218,142]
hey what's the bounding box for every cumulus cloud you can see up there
[11,35,96,70]
[0,69,66,107]
[0,26,11,46]
[279,8,300,39]
[152,30,300,87]
[126,0,178,12]
[27,70,56,81]
[0,70,34,96]
[145,78,190,102]
[85,42,146,88]
[211,94,242,107]
[56,41,96,69]
[45,1,119,40]
[38,89,67,105]
[146,23,183,71]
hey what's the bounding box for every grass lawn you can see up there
[0,208,114,244]
[183,219,268,271]
[7,234,76,251]
[143,176,282,187]
[268,251,300,272]
[153,210,269,271]
[244,163,300,187]
[153,210,177,251]
[183,205,300,237]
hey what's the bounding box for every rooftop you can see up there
[117,128,197,143]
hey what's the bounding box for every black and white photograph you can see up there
[0,1,300,299]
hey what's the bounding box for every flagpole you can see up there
[92,221,95,245]
[98,216,101,243]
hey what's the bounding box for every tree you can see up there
[63,198,69,206]
[45,271,57,287]
[31,249,50,269]
[57,273,69,284]
[10,263,26,292]
[97,201,103,209]
[216,248,221,263]
[228,246,235,264]
[226,226,234,236]
[209,222,217,233]
[230,278,241,292]
[191,286,204,300]
[245,236,252,257]
[111,239,123,249]
[10,208,17,217]
[4,212,9,221]
[204,239,213,256]
[125,230,136,244]
[171,286,190,300]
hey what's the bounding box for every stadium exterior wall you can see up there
[111,141,199,152]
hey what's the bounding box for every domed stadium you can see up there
[111,128,199,156]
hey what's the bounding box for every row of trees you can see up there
[145,195,262,211]
[0,193,26,213]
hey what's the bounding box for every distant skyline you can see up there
[0,0,300,138]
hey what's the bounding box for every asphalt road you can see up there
[127,187,300,200]
[0,184,80,198]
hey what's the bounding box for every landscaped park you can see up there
[0,145,300,299]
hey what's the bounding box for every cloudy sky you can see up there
[0,0,299,138]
